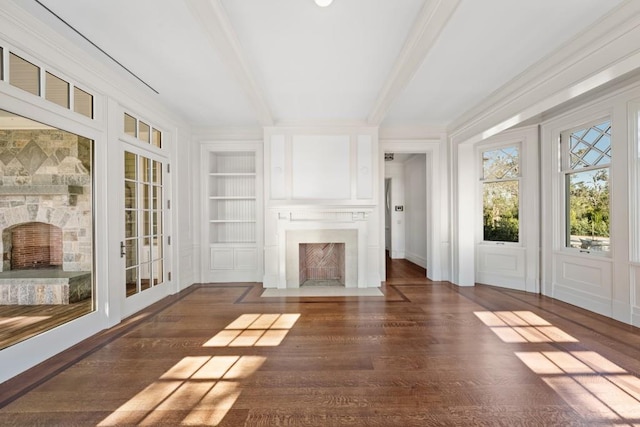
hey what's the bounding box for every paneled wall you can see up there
[263,127,380,288]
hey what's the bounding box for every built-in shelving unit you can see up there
[202,145,262,282]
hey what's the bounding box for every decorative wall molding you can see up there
[449,0,640,145]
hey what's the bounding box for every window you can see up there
[3,47,95,118]
[124,113,137,137]
[139,121,150,143]
[45,72,70,108]
[9,53,40,96]
[152,128,162,148]
[73,86,93,119]
[0,109,95,350]
[561,119,611,252]
[481,145,520,242]
[123,112,162,148]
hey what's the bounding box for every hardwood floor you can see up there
[0,259,639,426]
[0,300,93,351]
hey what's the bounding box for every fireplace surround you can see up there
[274,208,371,289]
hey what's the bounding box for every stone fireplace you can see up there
[7,222,63,270]
[0,128,93,305]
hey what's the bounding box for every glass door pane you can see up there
[124,151,166,297]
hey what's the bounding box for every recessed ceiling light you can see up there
[315,0,333,7]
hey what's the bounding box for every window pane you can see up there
[125,209,137,238]
[124,113,137,137]
[141,262,151,290]
[566,169,610,252]
[125,181,137,209]
[569,120,611,170]
[0,109,94,350]
[152,160,162,185]
[483,180,519,242]
[9,53,40,96]
[126,267,139,296]
[153,260,163,286]
[482,146,519,180]
[139,121,150,143]
[125,239,138,267]
[152,128,162,148]
[45,72,69,108]
[73,87,93,118]
[140,157,151,183]
[124,151,137,180]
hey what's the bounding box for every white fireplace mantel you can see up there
[275,207,373,289]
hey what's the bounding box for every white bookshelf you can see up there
[202,146,262,282]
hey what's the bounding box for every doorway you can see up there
[383,153,427,280]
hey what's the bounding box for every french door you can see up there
[123,148,167,298]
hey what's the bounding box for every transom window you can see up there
[1,45,94,119]
[123,112,162,148]
[561,119,611,253]
[481,145,520,242]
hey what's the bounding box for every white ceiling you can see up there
[24,0,624,129]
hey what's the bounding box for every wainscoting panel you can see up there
[210,248,234,270]
[476,245,526,290]
[235,248,257,270]
[552,253,613,317]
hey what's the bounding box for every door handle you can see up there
[120,241,126,258]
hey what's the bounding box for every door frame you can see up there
[379,140,445,282]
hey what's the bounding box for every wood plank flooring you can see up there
[0,300,93,351]
[0,259,639,426]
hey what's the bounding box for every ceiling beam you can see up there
[186,0,274,126]
[367,0,460,126]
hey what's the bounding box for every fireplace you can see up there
[269,208,373,289]
[7,222,63,270]
[284,228,358,288]
[0,127,93,304]
[299,243,345,286]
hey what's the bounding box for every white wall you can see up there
[384,163,405,259]
[263,127,380,288]
[404,154,427,268]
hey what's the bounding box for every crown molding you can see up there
[186,0,274,126]
[448,0,640,145]
[366,0,460,126]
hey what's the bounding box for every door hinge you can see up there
[168,236,171,245]
[167,199,171,209]
[167,163,170,173]
[168,272,172,281]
